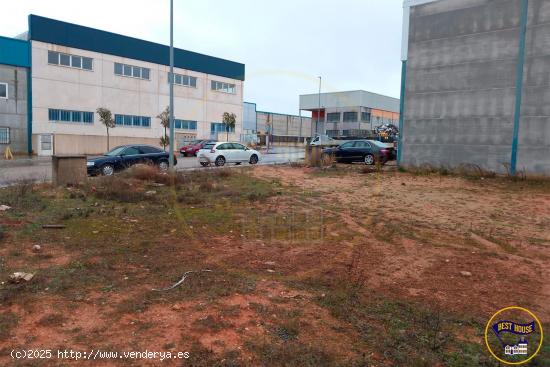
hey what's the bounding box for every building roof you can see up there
[299,90,400,113]
[28,14,245,81]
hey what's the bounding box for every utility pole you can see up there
[317,76,322,135]
[168,0,175,170]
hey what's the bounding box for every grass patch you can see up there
[0,312,19,340]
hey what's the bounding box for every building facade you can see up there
[1,15,245,155]
[0,36,30,155]
[400,0,550,174]
[299,90,399,137]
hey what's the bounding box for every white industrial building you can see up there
[2,15,245,155]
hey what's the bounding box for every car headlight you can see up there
[87,161,95,167]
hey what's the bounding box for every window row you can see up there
[48,51,93,71]
[174,119,197,130]
[114,63,150,80]
[0,83,7,99]
[114,114,151,128]
[210,122,235,133]
[326,111,372,123]
[211,81,236,94]
[170,73,197,88]
[49,109,94,124]
[0,127,9,144]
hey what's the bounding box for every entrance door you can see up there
[38,134,53,156]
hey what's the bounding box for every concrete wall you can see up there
[31,40,243,155]
[0,65,28,154]
[402,0,550,174]
[256,112,311,138]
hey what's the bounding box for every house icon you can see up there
[505,337,528,356]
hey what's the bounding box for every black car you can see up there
[87,145,177,176]
[322,140,394,165]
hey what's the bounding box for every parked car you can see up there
[197,142,261,167]
[367,140,396,161]
[322,140,392,165]
[179,140,216,157]
[87,144,177,176]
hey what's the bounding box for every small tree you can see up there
[97,108,116,151]
[157,106,170,151]
[222,112,236,141]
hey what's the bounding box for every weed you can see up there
[37,313,66,327]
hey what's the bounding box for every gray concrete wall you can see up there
[256,111,311,138]
[0,65,28,154]
[403,0,550,174]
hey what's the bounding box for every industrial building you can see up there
[0,15,245,156]
[400,0,550,174]
[299,90,399,137]
[243,102,312,146]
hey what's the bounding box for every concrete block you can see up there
[52,155,87,186]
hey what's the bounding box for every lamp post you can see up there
[168,0,175,170]
[317,76,322,135]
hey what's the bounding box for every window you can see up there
[343,112,358,122]
[170,73,198,88]
[211,80,236,94]
[139,146,162,154]
[114,114,151,128]
[115,63,150,80]
[361,111,371,122]
[232,143,246,150]
[174,119,197,130]
[340,142,355,149]
[48,109,94,124]
[354,141,371,148]
[122,147,141,155]
[210,122,234,133]
[326,113,340,123]
[0,83,7,99]
[0,127,9,144]
[48,51,93,71]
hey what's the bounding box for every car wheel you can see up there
[364,154,375,166]
[159,160,169,171]
[200,162,210,167]
[215,156,226,167]
[101,164,115,176]
[249,154,258,165]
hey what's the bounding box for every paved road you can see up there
[0,148,305,187]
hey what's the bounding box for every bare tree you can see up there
[222,112,236,141]
[97,108,116,151]
[157,106,170,151]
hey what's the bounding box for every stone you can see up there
[0,205,11,211]
[32,245,41,253]
[460,271,472,277]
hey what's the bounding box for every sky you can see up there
[1,0,404,116]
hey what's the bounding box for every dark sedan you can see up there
[322,140,394,165]
[87,145,177,176]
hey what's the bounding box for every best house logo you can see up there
[485,306,544,365]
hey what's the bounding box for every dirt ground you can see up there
[0,164,548,366]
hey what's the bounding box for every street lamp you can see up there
[317,76,322,135]
[168,0,175,170]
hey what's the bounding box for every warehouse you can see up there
[299,90,399,137]
[0,14,245,155]
[400,0,550,174]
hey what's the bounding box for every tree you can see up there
[222,112,236,141]
[157,106,170,151]
[97,108,116,151]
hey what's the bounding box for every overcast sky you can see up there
[1,0,404,116]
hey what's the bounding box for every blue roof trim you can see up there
[0,36,30,68]
[28,14,245,81]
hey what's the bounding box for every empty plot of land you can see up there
[0,164,548,366]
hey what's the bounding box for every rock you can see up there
[460,271,472,277]
[264,261,276,266]
[445,259,450,263]
[32,245,41,253]
[9,272,35,283]
[266,269,275,273]
[0,205,11,211]
[145,190,157,196]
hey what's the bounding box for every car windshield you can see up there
[104,146,127,156]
